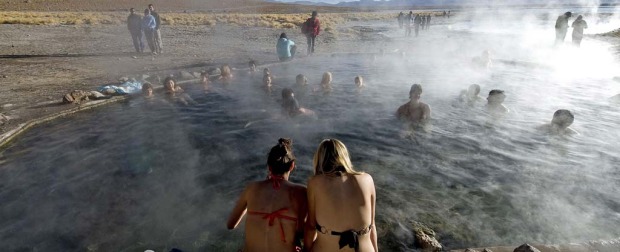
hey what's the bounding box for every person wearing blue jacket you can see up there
[276,33,296,62]
[142,9,157,54]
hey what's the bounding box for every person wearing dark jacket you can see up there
[303,11,321,55]
[414,14,422,37]
[571,15,588,47]
[148,4,162,54]
[127,8,143,53]
[555,12,572,44]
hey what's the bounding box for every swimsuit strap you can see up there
[248,207,298,243]
[267,173,285,190]
[315,222,373,252]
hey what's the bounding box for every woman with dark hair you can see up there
[281,88,315,118]
[304,139,377,252]
[277,33,296,62]
[227,138,308,252]
[163,76,195,105]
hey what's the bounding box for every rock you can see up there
[192,72,201,78]
[1,104,14,110]
[62,90,91,104]
[141,74,150,81]
[464,249,480,252]
[207,67,221,76]
[132,56,138,59]
[483,249,493,252]
[514,243,541,252]
[412,221,442,252]
[178,71,194,80]
[0,113,10,125]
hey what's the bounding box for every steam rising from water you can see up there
[1,5,620,251]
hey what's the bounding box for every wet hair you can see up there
[468,84,481,96]
[553,109,574,127]
[263,68,270,75]
[163,76,176,90]
[268,138,295,175]
[296,74,307,86]
[355,76,364,87]
[200,71,209,78]
[220,64,232,77]
[280,33,287,39]
[312,11,318,17]
[142,82,153,92]
[282,88,294,99]
[248,60,256,67]
[321,72,332,85]
[488,89,504,96]
[313,139,362,176]
[409,84,422,98]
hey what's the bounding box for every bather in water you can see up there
[396,84,431,130]
[537,109,579,135]
[314,72,333,94]
[485,89,509,117]
[458,84,485,107]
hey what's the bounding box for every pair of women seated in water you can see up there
[227,138,378,252]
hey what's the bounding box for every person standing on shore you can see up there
[148,4,162,54]
[555,12,572,45]
[414,14,422,37]
[405,11,413,37]
[142,8,157,54]
[303,11,321,55]
[571,15,588,47]
[426,14,431,30]
[420,15,426,30]
[127,8,143,53]
[397,12,404,29]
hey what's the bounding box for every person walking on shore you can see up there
[303,11,321,55]
[142,8,157,54]
[555,12,572,45]
[426,14,431,30]
[571,15,588,47]
[148,4,162,54]
[127,8,143,53]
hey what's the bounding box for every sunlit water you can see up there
[1,9,620,251]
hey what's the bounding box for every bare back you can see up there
[228,180,307,252]
[306,173,377,252]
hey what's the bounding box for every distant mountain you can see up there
[270,0,619,8]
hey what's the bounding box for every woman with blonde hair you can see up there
[219,64,234,84]
[315,72,333,94]
[227,138,308,252]
[304,139,377,252]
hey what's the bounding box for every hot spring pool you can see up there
[1,11,620,251]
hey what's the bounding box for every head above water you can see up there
[268,138,295,175]
[552,109,574,129]
[487,89,506,103]
[355,76,364,88]
[142,82,153,96]
[282,88,294,99]
[248,60,257,71]
[313,139,362,176]
[296,74,307,86]
[409,83,423,99]
[163,76,176,91]
[263,73,272,86]
[321,72,332,85]
[468,84,481,96]
[220,64,232,77]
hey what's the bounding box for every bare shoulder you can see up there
[354,173,375,185]
[289,181,308,193]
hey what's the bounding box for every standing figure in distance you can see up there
[141,8,157,54]
[303,11,321,55]
[127,8,144,53]
[555,12,572,45]
[571,15,588,47]
[148,4,162,54]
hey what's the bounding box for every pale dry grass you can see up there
[0,11,419,30]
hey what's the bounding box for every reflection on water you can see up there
[1,12,620,251]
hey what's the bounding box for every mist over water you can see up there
[1,7,620,251]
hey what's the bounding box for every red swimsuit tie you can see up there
[248,207,297,243]
[267,173,285,190]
